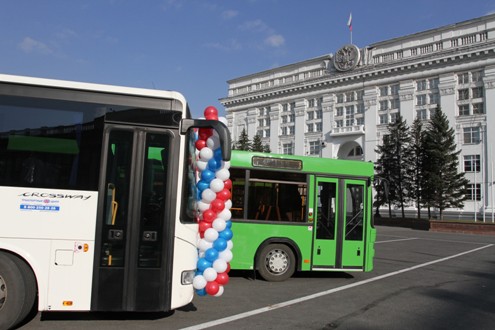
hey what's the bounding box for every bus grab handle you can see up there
[180,119,232,161]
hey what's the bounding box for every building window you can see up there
[472,71,483,82]
[315,122,322,132]
[336,107,344,116]
[345,92,355,102]
[473,103,484,114]
[307,124,314,133]
[391,84,400,95]
[464,155,480,172]
[281,115,288,124]
[379,114,388,125]
[356,117,364,126]
[390,98,400,109]
[458,72,469,84]
[458,104,470,116]
[466,183,481,201]
[316,110,322,119]
[308,111,314,120]
[463,127,480,144]
[289,114,295,122]
[289,126,295,135]
[309,141,321,156]
[337,94,344,103]
[417,80,427,91]
[416,95,427,106]
[472,87,483,99]
[429,78,439,89]
[308,99,315,108]
[429,93,439,105]
[356,103,365,113]
[283,143,294,155]
[380,86,388,96]
[380,100,389,111]
[335,120,343,128]
[417,109,427,120]
[390,112,399,123]
[458,89,469,100]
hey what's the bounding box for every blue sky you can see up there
[1,0,494,118]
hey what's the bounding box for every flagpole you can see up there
[347,13,353,44]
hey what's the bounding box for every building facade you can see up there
[220,14,495,220]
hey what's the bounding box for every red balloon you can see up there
[211,199,225,212]
[223,179,232,190]
[216,189,231,201]
[204,106,218,120]
[203,209,216,223]
[216,272,229,285]
[225,263,231,273]
[198,128,213,140]
[195,139,206,150]
[205,281,220,295]
[199,220,212,233]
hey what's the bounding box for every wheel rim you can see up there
[264,248,290,275]
[0,275,6,311]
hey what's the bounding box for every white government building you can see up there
[220,13,495,220]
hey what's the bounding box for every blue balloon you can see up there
[197,257,212,272]
[205,248,219,262]
[214,148,222,159]
[225,220,232,229]
[201,170,215,183]
[197,180,209,192]
[195,270,203,276]
[219,228,233,241]
[208,158,218,171]
[196,288,207,296]
[213,237,227,251]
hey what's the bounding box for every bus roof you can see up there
[231,150,374,177]
[0,73,187,107]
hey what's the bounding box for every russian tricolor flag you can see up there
[347,13,352,32]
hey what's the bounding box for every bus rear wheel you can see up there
[0,253,37,330]
[257,244,296,282]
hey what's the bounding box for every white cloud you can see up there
[18,37,53,55]
[265,34,285,47]
[222,9,238,20]
[204,39,242,51]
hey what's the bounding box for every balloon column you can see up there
[193,106,233,297]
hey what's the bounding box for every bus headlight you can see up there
[181,270,196,285]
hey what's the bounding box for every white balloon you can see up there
[214,285,224,297]
[217,209,232,221]
[221,160,231,170]
[204,228,219,242]
[201,189,216,203]
[207,136,220,149]
[198,251,205,258]
[198,238,213,252]
[199,147,213,161]
[213,258,228,273]
[203,267,217,282]
[209,178,224,192]
[219,249,233,262]
[197,160,207,171]
[216,168,230,181]
[212,218,227,232]
[193,275,207,290]
[224,200,232,210]
[227,240,233,250]
[197,201,210,212]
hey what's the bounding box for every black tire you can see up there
[256,244,296,282]
[0,253,37,330]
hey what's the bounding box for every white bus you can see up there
[0,74,231,329]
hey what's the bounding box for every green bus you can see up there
[229,150,376,281]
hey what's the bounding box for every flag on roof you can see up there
[347,13,352,32]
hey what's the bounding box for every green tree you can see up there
[375,115,412,218]
[234,128,251,151]
[251,134,264,152]
[422,107,468,219]
[408,118,426,219]
[262,144,271,153]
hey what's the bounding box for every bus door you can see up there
[92,125,177,311]
[312,177,367,270]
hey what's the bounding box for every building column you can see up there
[483,65,495,221]
[294,99,306,155]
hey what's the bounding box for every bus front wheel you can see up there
[0,253,37,330]
[257,244,296,282]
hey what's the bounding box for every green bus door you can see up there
[312,178,366,270]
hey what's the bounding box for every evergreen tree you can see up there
[251,134,264,152]
[408,118,425,219]
[375,131,397,218]
[235,128,251,151]
[423,107,469,219]
[262,144,271,153]
[375,115,412,218]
